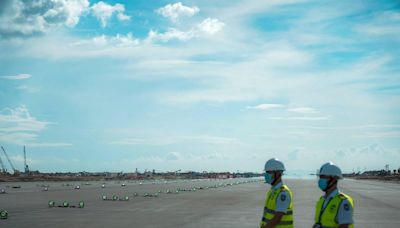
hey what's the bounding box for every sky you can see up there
[0,0,399,175]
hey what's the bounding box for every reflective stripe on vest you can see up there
[264,207,293,215]
[260,184,294,228]
[262,217,293,225]
[314,192,354,228]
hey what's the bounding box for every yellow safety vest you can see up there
[314,192,354,228]
[260,184,294,228]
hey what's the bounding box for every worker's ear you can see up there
[328,177,337,188]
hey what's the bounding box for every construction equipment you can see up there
[23,146,29,173]
[1,146,18,174]
[0,151,6,173]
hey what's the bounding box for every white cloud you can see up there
[16,85,39,93]
[91,1,130,28]
[247,104,318,114]
[287,107,319,114]
[25,142,73,147]
[73,33,139,47]
[246,104,285,110]
[116,12,130,21]
[109,137,176,146]
[268,116,330,121]
[285,124,400,131]
[0,0,90,38]
[357,25,400,37]
[0,106,50,133]
[197,18,225,35]
[1,74,31,80]
[355,11,400,39]
[147,18,224,42]
[353,131,400,139]
[185,135,240,145]
[156,2,199,22]
[147,28,194,42]
[0,106,70,147]
[110,135,240,146]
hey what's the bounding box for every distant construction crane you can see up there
[0,151,6,173]
[174,169,181,178]
[24,146,29,173]
[1,146,18,174]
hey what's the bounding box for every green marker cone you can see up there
[63,201,69,207]
[48,200,55,207]
[0,210,8,219]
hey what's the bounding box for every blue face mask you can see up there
[318,178,329,191]
[264,173,273,184]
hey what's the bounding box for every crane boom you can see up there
[1,146,16,172]
[0,153,6,172]
[24,146,29,173]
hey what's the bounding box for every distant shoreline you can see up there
[0,174,259,183]
[347,175,400,184]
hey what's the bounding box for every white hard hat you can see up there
[264,158,285,171]
[318,162,343,179]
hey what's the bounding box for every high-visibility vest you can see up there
[314,192,354,228]
[260,184,294,228]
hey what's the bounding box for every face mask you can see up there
[318,178,329,191]
[264,173,273,184]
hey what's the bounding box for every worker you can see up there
[260,158,293,228]
[313,162,354,228]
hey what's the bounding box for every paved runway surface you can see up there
[0,178,399,227]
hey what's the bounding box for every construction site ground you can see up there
[0,178,399,228]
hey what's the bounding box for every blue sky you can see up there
[0,0,399,174]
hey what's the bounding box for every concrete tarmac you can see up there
[0,178,399,228]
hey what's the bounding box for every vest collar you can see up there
[324,188,339,200]
[271,181,283,191]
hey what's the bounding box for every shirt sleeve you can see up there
[336,199,354,225]
[275,191,291,213]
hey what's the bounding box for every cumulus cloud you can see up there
[91,1,130,27]
[73,33,139,47]
[156,2,199,22]
[147,18,224,42]
[0,0,90,38]
[147,28,194,42]
[0,106,49,133]
[1,74,32,80]
[0,105,71,147]
[0,0,132,37]
[197,18,225,35]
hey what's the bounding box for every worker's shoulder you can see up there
[280,184,292,191]
[338,193,354,209]
[338,192,352,200]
